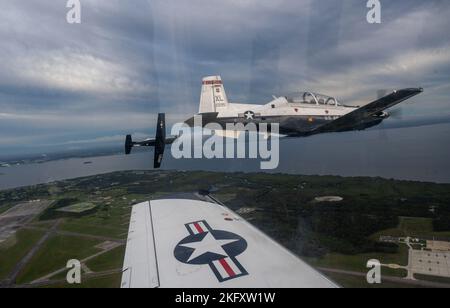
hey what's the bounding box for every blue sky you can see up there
[0,0,449,156]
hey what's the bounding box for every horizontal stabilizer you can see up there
[214,129,243,139]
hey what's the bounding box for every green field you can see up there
[323,272,421,288]
[57,202,97,213]
[58,221,128,239]
[400,217,433,234]
[372,217,450,239]
[306,244,409,278]
[16,235,102,284]
[86,246,125,272]
[42,273,122,288]
[28,221,58,230]
[0,229,45,280]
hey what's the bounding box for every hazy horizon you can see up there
[2,122,450,191]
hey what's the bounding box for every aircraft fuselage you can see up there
[187,97,386,136]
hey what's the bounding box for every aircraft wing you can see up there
[304,88,423,135]
[121,199,338,288]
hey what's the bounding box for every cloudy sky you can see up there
[0,0,449,156]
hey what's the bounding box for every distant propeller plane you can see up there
[125,76,423,168]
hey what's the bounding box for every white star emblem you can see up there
[180,232,239,262]
[244,111,254,120]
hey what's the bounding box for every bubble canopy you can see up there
[286,91,340,106]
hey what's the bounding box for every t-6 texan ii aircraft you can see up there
[125,76,423,168]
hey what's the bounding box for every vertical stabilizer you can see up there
[199,76,229,114]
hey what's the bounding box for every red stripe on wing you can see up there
[193,222,204,233]
[219,258,236,277]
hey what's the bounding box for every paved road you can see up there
[318,267,450,288]
[404,237,415,279]
[31,242,124,283]
[23,226,126,244]
[4,219,61,287]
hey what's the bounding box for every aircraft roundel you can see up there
[174,220,249,282]
[244,111,255,120]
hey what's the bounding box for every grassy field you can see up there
[400,217,433,234]
[372,217,450,239]
[324,272,421,288]
[42,273,122,288]
[16,235,102,284]
[306,244,409,278]
[86,246,125,272]
[56,202,97,213]
[0,229,45,280]
[58,221,128,239]
[28,221,58,229]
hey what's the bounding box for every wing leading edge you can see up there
[303,88,423,136]
[121,199,338,288]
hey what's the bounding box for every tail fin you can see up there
[199,76,229,114]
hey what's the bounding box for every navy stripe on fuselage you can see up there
[214,115,333,135]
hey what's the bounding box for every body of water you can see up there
[1,123,450,191]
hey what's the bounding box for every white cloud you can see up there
[287,45,450,104]
[0,111,187,132]
[2,49,154,98]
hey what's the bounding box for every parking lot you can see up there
[411,250,450,278]
[0,200,51,244]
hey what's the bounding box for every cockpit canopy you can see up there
[287,91,339,106]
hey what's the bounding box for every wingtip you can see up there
[395,88,424,95]
[413,87,424,95]
[408,87,424,93]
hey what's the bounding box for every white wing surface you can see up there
[121,199,338,288]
